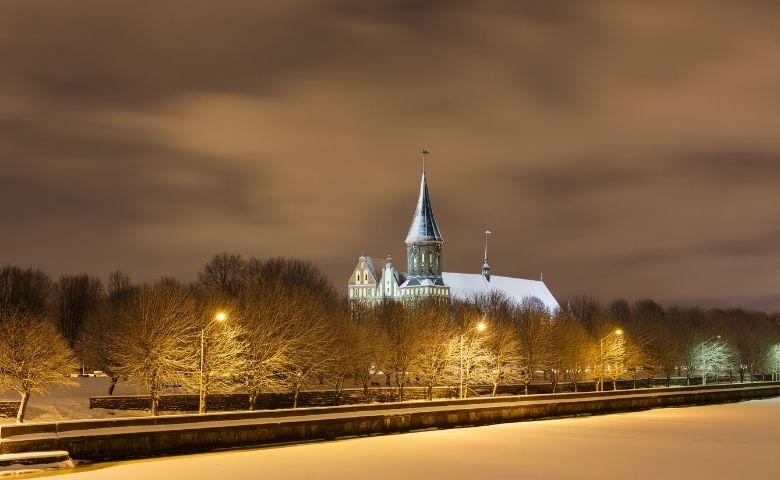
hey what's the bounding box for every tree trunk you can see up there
[248,391,257,411]
[362,382,370,404]
[573,381,578,393]
[524,383,529,395]
[16,391,31,424]
[151,394,159,416]
[427,384,433,401]
[666,375,671,388]
[108,376,119,396]
[334,378,344,406]
[492,383,498,397]
[293,385,301,408]
[612,378,617,391]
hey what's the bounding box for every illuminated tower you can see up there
[400,151,450,299]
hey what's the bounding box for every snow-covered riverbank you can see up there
[45,397,780,480]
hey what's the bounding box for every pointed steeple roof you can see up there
[405,171,444,244]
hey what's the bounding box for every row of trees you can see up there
[2,255,780,423]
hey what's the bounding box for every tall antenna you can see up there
[484,230,491,262]
[421,148,429,173]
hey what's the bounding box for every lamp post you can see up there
[598,329,623,392]
[199,310,227,414]
[460,320,487,399]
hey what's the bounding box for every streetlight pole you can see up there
[460,320,487,399]
[199,311,227,414]
[598,329,623,392]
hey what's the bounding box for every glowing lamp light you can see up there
[614,329,623,336]
[214,311,227,322]
[476,321,487,332]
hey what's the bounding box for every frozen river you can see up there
[49,397,780,480]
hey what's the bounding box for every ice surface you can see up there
[40,397,780,480]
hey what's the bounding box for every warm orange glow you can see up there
[476,321,487,332]
[615,329,623,336]
[214,311,227,322]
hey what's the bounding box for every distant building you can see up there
[347,163,559,311]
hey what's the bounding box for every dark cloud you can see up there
[1,1,780,310]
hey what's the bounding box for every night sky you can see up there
[2,1,779,310]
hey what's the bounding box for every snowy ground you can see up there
[37,397,779,480]
[0,378,148,425]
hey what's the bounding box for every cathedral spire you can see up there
[405,159,443,244]
[403,152,446,288]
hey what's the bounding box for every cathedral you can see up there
[347,161,559,311]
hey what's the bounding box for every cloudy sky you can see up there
[2,1,779,309]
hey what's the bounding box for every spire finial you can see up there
[540,272,544,281]
[482,230,492,281]
[484,230,491,262]
[421,148,429,173]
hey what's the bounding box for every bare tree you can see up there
[414,301,458,401]
[513,299,555,395]
[348,302,389,403]
[472,293,521,396]
[768,344,780,381]
[184,291,247,413]
[649,315,683,387]
[249,257,338,304]
[484,319,521,396]
[54,274,104,350]
[112,281,199,415]
[278,287,335,408]
[0,266,52,315]
[380,301,423,402]
[323,304,360,405]
[198,253,247,296]
[624,333,654,389]
[690,337,734,385]
[80,271,135,394]
[553,309,592,392]
[0,309,77,423]
[603,335,627,391]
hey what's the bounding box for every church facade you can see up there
[347,166,559,311]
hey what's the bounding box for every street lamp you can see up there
[460,319,488,399]
[598,329,623,392]
[199,310,227,413]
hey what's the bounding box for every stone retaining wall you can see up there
[90,378,703,412]
[0,402,19,418]
[4,382,779,461]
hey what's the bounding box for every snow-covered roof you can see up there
[363,257,378,280]
[405,172,444,244]
[442,272,559,311]
[401,276,446,288]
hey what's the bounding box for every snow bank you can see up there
[39,397,780,480]
[0,451,73,476]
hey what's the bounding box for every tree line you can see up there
[1,255,779,423]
